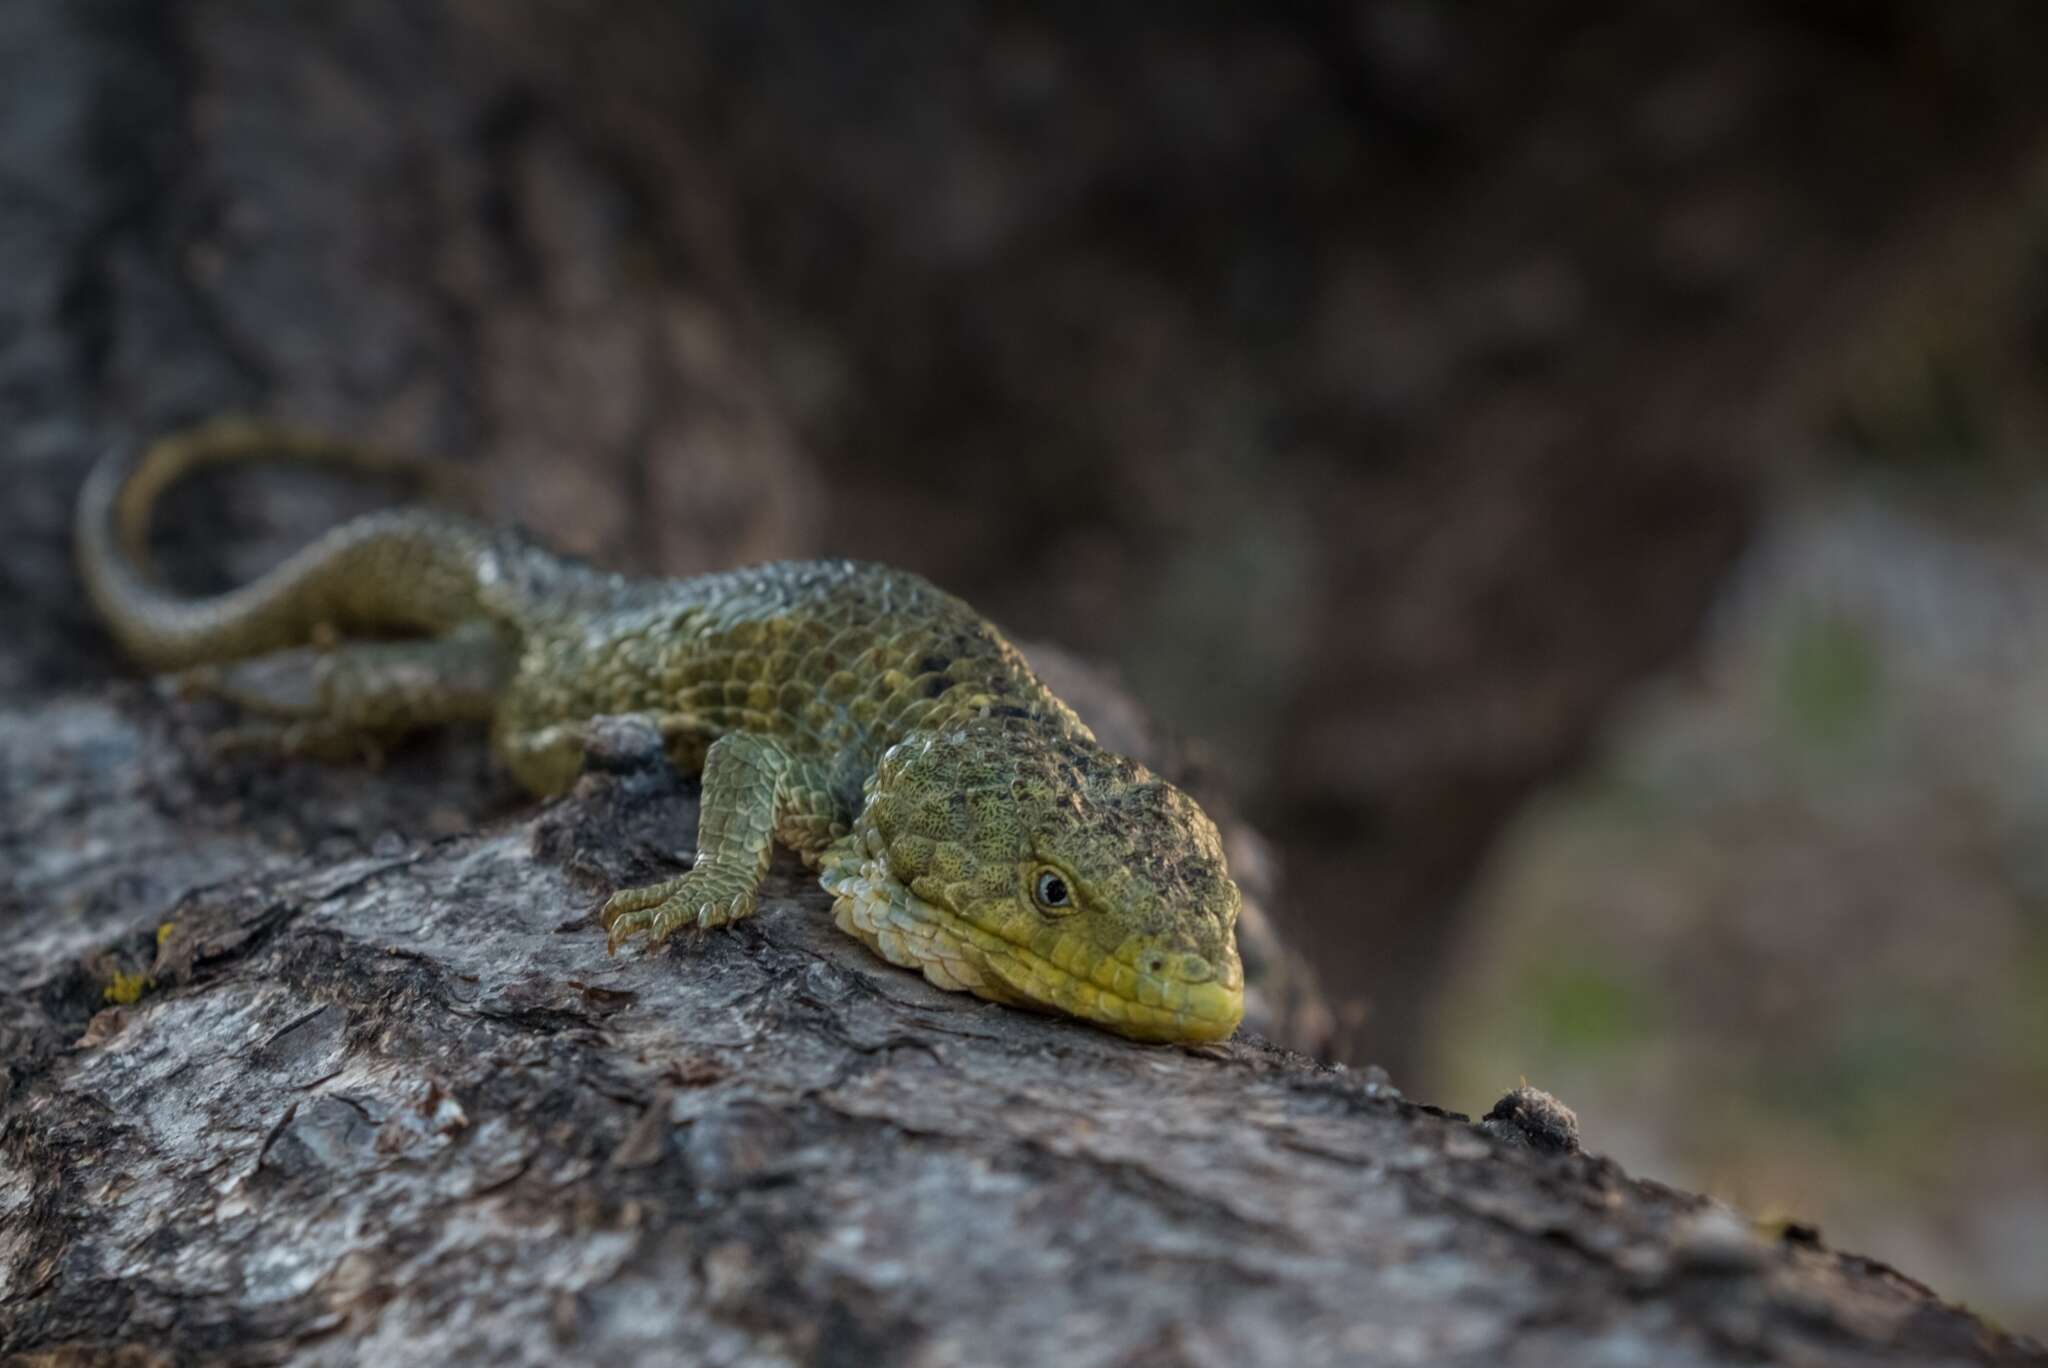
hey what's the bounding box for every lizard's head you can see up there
[826,715,1243,1043]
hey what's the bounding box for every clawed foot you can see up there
[602,871,758,953]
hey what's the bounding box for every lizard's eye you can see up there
[1032,867,1076,914]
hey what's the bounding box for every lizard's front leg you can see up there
[602,730,792,951]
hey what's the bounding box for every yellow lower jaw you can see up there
[819,855,1242,1043]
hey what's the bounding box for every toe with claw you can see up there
[602,872,758,953]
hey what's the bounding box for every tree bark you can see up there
[3,695,2041,1365]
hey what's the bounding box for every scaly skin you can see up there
[75,419,1245,1042]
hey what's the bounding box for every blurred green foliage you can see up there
[1525,959,1648,1056]
[1772,612,1881,752]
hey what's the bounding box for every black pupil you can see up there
[1041,875,1068,905]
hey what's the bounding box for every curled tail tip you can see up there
[73,439,156,661]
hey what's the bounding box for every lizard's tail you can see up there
[76,418,508,671]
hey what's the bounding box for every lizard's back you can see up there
[496,558,1069,802]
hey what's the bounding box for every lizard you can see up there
[74,418,1245,1043]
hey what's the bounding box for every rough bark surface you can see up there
[3,695,2043,1367]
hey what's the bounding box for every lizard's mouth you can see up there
[819,852,1243,1044]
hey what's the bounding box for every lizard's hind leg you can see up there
[181,621,512,763]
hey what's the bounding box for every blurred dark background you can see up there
[4,0,2046,1332]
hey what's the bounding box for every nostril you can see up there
[1138,952,1219,981]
